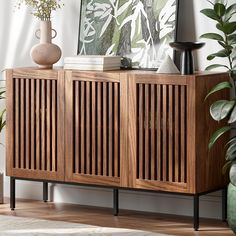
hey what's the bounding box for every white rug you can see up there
[0,215,168,236]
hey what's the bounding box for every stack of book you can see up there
[64,55,121,71]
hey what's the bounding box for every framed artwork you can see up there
[77,0,179,69]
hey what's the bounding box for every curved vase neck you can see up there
[40,20,52,43]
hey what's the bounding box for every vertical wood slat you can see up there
[144,84,150,180]
[31,79,35,170]
[46,80,51,172]
[168,85,173,182]
[15,79,20,169]
[108,83,113,177]
[92,82,96,175]
[97,83,102,176]
[71,80,120,178]
[74,82,80,174]
[11,75,59,176]
[114,83,119,177]
[80,81,85,174]
[25,79,30,170]
[52,80,57,172]
[136,83,187,184]
[41,80,46,171]
[162,85,167,181]
[181,86,186,183]
[103,83,107,176]
[157,85,162,181]
[36,79,40,170]
[150,85,155,180]
[174,86,180,182]
[138,84,144,179]
[86,82,91,174]
[20,79,25,169]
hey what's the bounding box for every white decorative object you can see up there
[0,173,3,204]
[64,55,121,71]
[157,55,180,74]
[30,21,61,69]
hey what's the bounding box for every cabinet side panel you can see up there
[196,74,228,193]
[6,70,14,176]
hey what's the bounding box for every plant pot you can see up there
[30,21,61,69]
[228,183,236,233]
[0,173,3,204]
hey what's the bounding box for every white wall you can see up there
[0,0,234,219]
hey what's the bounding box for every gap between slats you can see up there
[73,81,120,178]
[136,84,187,184]
[13,78,57,172]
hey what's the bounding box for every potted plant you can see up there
[15,0,64,68]
[200,0,236,232]
[0,86,6,204]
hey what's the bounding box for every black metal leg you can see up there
[222,187,227,222]
[43,182,48,202]
[10,177,15,211]
[113,189,119,216]
[193,195,199,231]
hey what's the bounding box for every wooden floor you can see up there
[0,198,233,236]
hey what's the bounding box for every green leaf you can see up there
[225,3,236,21]
[210,100,235,121]
[205,64,229,70]
[209,126,231,149]
[200,33,224,41]
[225,136,236,147]
[214,3,226,17]
[201,9,220,21]
[229,105,236,123]
[228,34,236,45]
[205,81,231,100]
[223,161,233,175]
[218,41,233,50]
[226,143,236,161]
[216,22,236,35]
[230,71,236,80]
[153,0,168,18]
[207,49,230,60]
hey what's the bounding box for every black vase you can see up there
[169,42,205,75]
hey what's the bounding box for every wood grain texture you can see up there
[127,75,137,188]
[0,199,232,236]
[5,68,229,194]
[120,74,129,187]
[6,70,14,176]
[6,69,64,181]
[194,74,228,193]
[65,71,121,186]
[57,70,65,180]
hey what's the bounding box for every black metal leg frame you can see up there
[10,177,227,231]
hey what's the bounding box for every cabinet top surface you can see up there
[5,67,228,78]
[5,67,228,85]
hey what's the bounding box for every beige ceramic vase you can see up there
[30,21,61,69]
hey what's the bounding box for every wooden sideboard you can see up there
[5,68,228,230]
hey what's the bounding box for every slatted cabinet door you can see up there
[126,74,189,193]
[65,71,122,187]
[6,69,65,181]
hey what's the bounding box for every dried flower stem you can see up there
[16,0,64,21]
